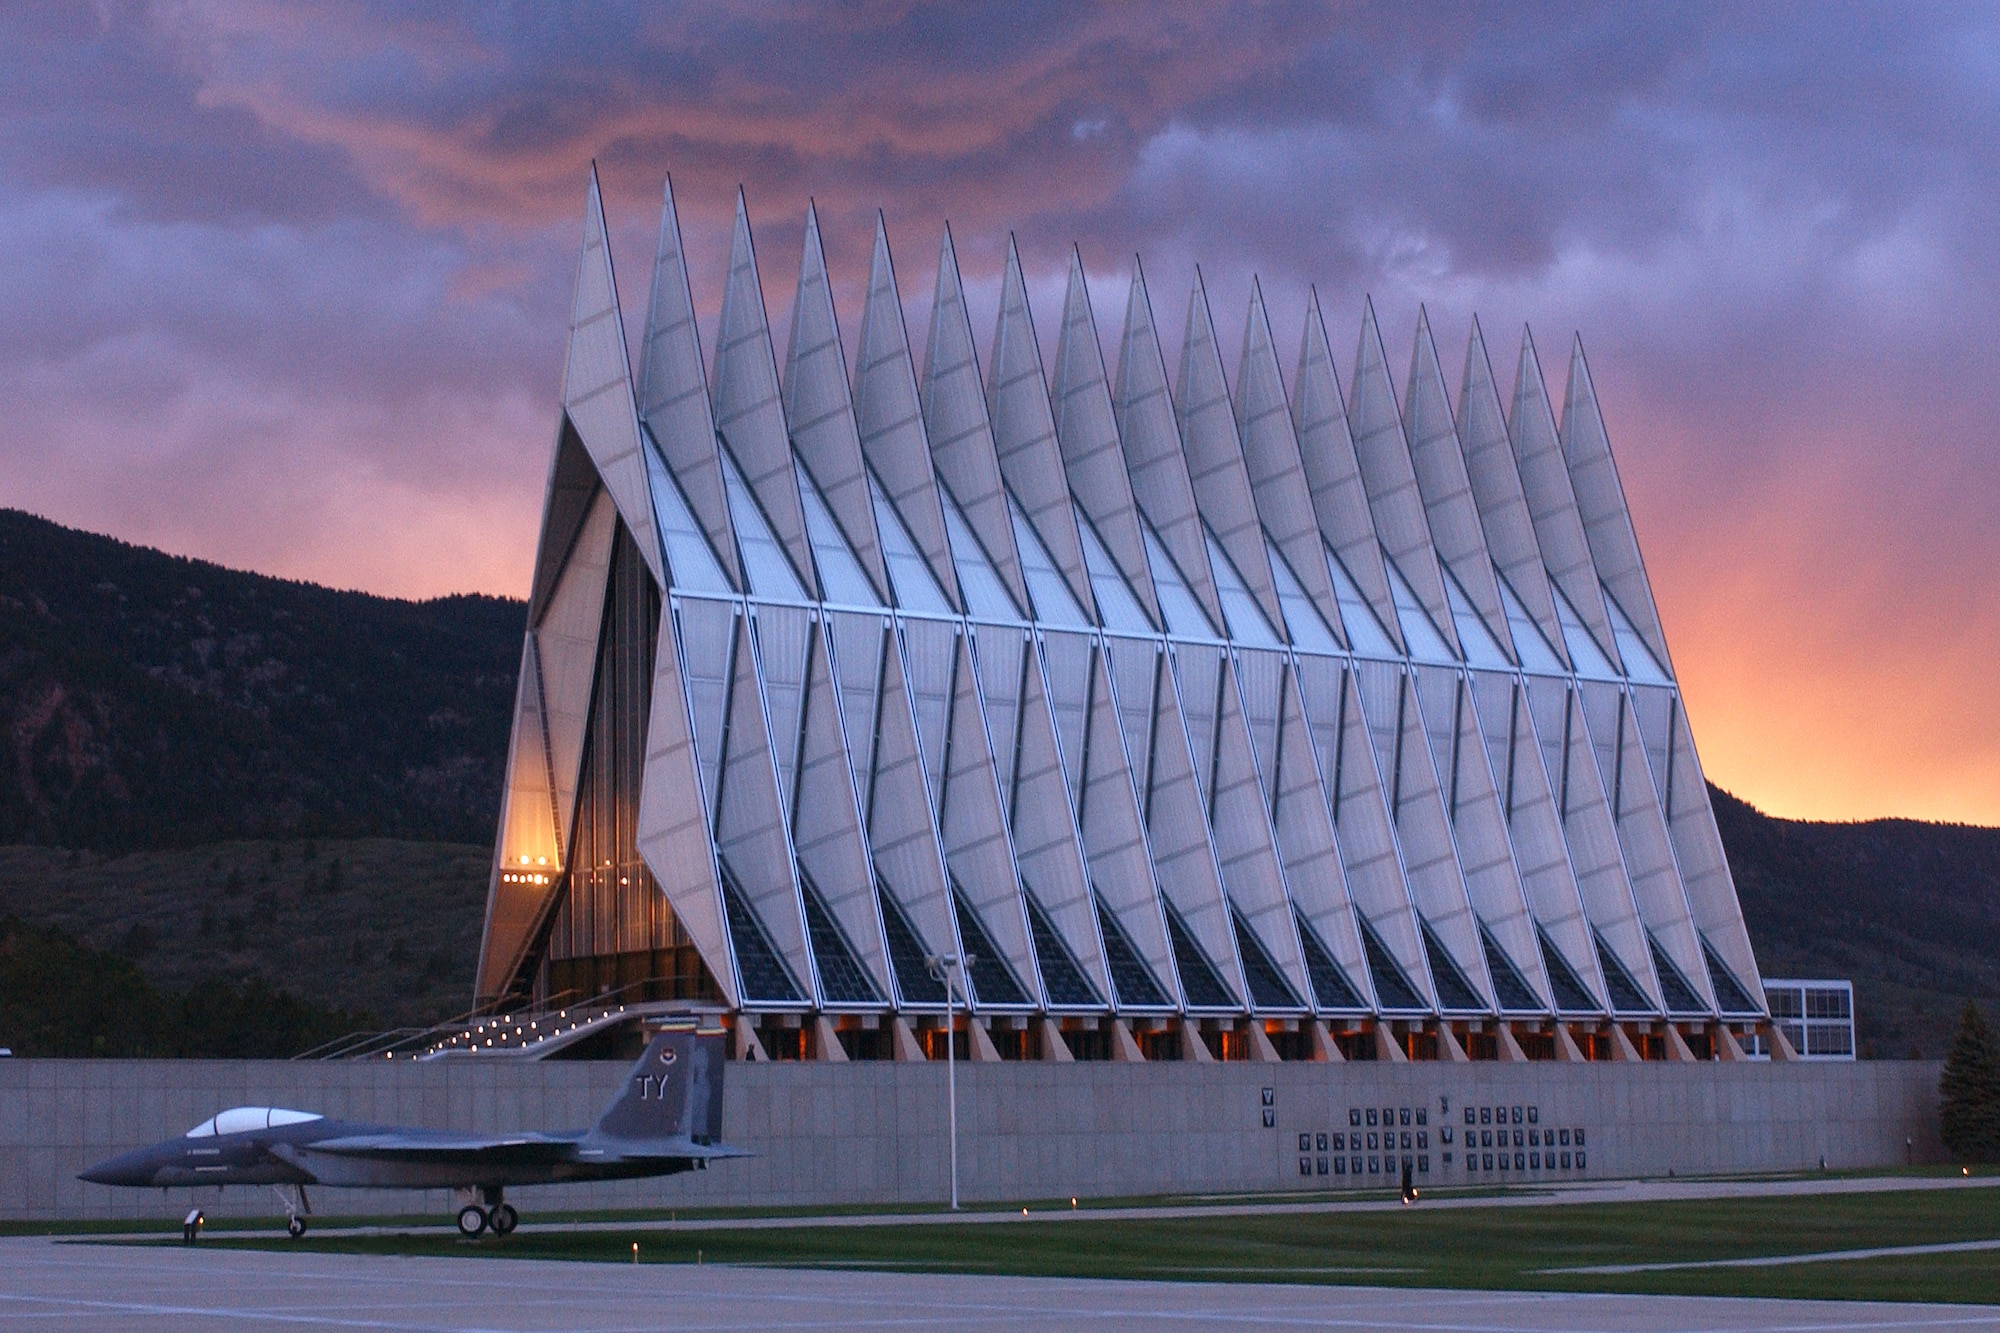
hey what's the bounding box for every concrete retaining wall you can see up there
[0,1058,1943,1221]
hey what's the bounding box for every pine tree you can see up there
[1940,1000,2000,1163]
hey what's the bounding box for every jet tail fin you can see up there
[592,1020,729,1146]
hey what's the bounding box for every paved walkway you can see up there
[1558,1236,2000,1275]
[4,1237,1996,1331]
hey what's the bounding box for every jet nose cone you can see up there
[78,1148,156,1187]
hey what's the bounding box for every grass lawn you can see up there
[179,1185,2000,1303]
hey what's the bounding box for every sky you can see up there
[4,2,1998,828]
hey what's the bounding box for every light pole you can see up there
[925,953,965,1210]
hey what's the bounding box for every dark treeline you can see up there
[0,916,367,1057]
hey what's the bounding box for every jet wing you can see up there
[574,1135,751,1163]
[297,1131,577,1164]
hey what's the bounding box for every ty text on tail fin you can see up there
[593,1021,727,1145]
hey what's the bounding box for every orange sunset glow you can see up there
[3,4,1996,827]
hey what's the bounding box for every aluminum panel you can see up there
[713,613,819,1003]
[1458,318,1565,666]
[535,493,619,861]
[1051,250,1161,628]
[1577,680,1713,1012]
[477,635,562,1000]
[1114,261,1227,633]
[931,630,1062,1009]
[1177,273,1287,639]
[1347,300,1457,653]
[1403,309,1512,661]
[864,619,964,1008]
[751,605,810,808]
[921,226,1032,616]
[854,216,962,612]
[1523,675,1660,1011]
[969,623,1026,794]
[1086,640,1184,1007]
[785,621,894,1005]
[637,175,740,591]
[1508,331,1619,666]
[1468,669,1605,1010]
[1409,665,1550,1011]
[1295,291,1400,650]
[1293,657,1435,1008]
[712,193,817,598]
[1560,339,1675,675]
[901,616,957,813]
[987,238,1098,623]
[1260,658,1375,1011]
[1197,651,1312,1010]
[1633,686,1764,1002]
[1235,280,1344,643]
[560,167,664,585]
[996,628,1120,1000]
[1101,634,1242,1008]
[783,204,890,604]
[633,597,737,1008]
[1363,661,1493,1010]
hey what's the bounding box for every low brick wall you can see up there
[0,1057,1943,1221]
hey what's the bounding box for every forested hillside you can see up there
[0,508,523,850]
[1714,789,2000,1058]
[0,508,1992,1052]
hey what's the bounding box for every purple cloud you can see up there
[3,1,1998,822]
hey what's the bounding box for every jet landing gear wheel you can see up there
[456,1205,489,1238]
[271,1184,311,1240]
[489,1204,518,1237]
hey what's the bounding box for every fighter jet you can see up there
[79,1020,743,1238]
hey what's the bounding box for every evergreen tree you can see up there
[1940,1000,2000,1163]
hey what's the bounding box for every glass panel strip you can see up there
[1024,884,1100,1007]
[1605,589,1673,684]
[1294,909,1367,1010]
[719,447,807,602]
[1142,521,1218,638]
[1009,493,1089,627]
[1075,502,1155,633]
[796,458,883,607]
[1205,524,1281,647]
[1552,582,1622,680]
[1233,907,1303,1009]
[1496,571,1566,675]
[1443,565,1512,669]
[951,881,1030,1007]
[1096,896,1170,1008]
[868,467,953,614]
[1538,926,1601,1013]
[645,431,733,594]
[877,877,947,1005]
[1325,545,1401,659]
[1385,556,1456,664]
[1268,538,1342,654]
[939,482,1022,620]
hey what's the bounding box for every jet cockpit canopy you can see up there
[184,1107,324,1137]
